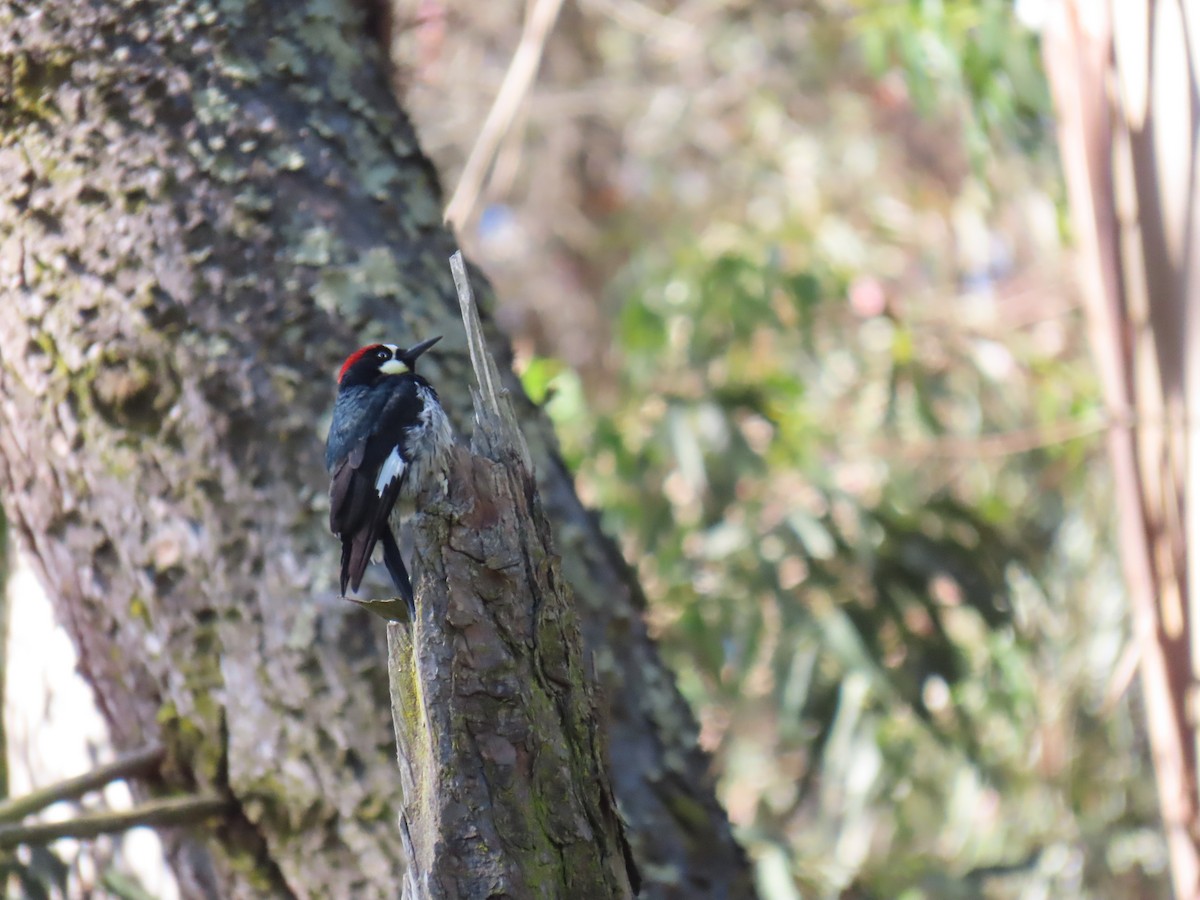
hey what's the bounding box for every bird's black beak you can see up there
[401,335,442,367]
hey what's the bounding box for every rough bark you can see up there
[0,1,751,897]
[392,435,637,898]
[382,258,636,898]
[1043,3,1200,896]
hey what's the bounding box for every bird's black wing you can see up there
[327,378,421,594]
[328,437,368,536]
[347,383,421,593]
[329,436,379,595]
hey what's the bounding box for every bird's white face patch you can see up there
[375,445,406,495]
[378,344,408,375]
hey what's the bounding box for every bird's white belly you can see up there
[401,384,454,503]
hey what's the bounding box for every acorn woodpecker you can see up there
[325,336,454,614]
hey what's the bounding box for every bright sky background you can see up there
[6,556,179,899]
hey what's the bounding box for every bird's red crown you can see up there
[337,344,383,384]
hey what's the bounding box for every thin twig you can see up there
[877,407,1200,461]
[0,794,229,849]
[449,252,533,470]
[882,416,1108,460]
[1102,639,1141,715]
[0,745,164,825]
[443,0,566,230]
[449,252,501,419]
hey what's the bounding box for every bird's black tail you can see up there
[339,534,362,596]
[380,527,415,617]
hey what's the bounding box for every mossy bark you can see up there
[391,445,637,899]
[0,1,752,897]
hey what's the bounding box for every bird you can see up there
[325,336,454,614]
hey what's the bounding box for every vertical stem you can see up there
[1044,3,1200,895]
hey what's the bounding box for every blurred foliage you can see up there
[0,844,70,900]
[853,0,1052,162]
[516,12,1161,900]
[406,0,1167,896]
[0,836,159,900]
[532,233,1162,895]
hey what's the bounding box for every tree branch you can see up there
[443,0,566,230]
[386,254,639,898]
[0,794,229,850]
[0,746,164,825]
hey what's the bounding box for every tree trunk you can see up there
[381,260,637,898]
[0,1,751,897]
[389,439,639,897]
[1043,3,1200,896]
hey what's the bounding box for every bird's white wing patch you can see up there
[375,446,406,495]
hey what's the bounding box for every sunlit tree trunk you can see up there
[0,1,752,896]
[1043,2,1200,895]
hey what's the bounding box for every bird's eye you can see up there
[377,349,390,360]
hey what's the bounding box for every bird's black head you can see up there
[336,336,442,388]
